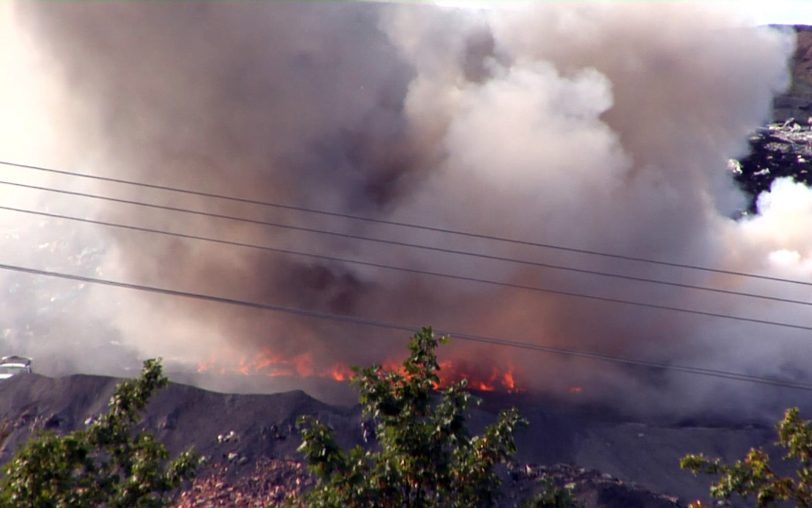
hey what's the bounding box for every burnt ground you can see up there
[0,372,779,507]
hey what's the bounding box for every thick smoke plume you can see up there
[0,1,807,417]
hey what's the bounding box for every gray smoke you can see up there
[0,1,806,417]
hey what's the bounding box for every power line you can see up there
[3,204,812,332]
[4,159,810,288]
[0,259,810,392]
[4,179,812,306]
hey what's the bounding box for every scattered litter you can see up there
[217,430,239,444]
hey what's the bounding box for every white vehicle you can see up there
[0,356,32,380]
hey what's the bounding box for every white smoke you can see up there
[0,1,807,416]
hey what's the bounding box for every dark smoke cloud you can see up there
[0,1,807,417]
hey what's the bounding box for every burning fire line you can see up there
[197,350,523,393]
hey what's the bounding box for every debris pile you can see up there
[173,459,686,507]
[502,463,684,508]
[173,458,313,508]
[734,119,812,212]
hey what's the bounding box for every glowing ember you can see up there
[568,386,584,394]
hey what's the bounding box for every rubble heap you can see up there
[173,458,314,508]
[172,460,688,508]
[734,119,812,212]
[502,463,683,508]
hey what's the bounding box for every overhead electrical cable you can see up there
[3,205,812,327]
[3,159,810,288]
[3,179,810,305]
[0,259,810,392]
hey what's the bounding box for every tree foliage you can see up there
[524,477,582,508]
[295,326,528,507]
[681,407,812,507]
[0,358,198,508]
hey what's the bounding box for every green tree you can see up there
[524,477,583,508]
[681,407,812,507]
[0,358,199,508]
[295,326,527,507]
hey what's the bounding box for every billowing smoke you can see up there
[0,1,807,417]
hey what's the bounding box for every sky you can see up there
[739,0,812,25]
[423,0,812,26]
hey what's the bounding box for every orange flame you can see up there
[503,370,517,392]
[328,364,353,382]
[475,381,496,392]
[233,349,315,378]
[437,363,522,393]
